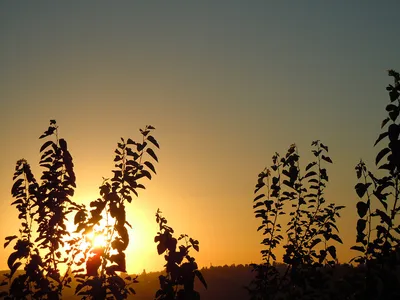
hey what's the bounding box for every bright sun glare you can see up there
[87,231,108,249]
[64,195,157,274]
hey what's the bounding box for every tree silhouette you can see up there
[154,210,207,300]
[1,121,160,299]
[351,69,400,299]
[248,142,343,299]
[249,70,400,299]
[2,120,80,299]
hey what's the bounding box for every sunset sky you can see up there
[1,1,400,274]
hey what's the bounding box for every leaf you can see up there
[381,117,390,128]
[350,245,365,252]
[282,180,293,188]
[144,161,157,174]
[376,225,387,238]
[373,191,388,210]
[147,135,160,148]
[305,162,317,171]
[7,252,19,269]
[321,155,333,163]
[4,235,18,248]
[140,129,150,137]
[11,179,24,196]
[39,140,54,153]
[330,234,343,244]
[157,241,167,255]
[388,123,400,142]
[318,249,327,264]
[257,225,265,231]
[140,169,152,180]
[356,219,366,234]
[39,126,55,139]
[389,89,399,102]
[327,245,336,259]
[356,201,368,218]
[355,183,370,198]
[74,210,86,225]
[146,148,158,162]
[304,171,317,178]
[375,209,391,226]
[253,194,265,202]
[309,238,322,249]
[137,142,147,152]
[194,270,207,289]
[375,147,390,165]
[59,138,68,150]
[374,132,389,146]
[386,104,397,111]
[320,143,328,152]
[10,262,22,278]
[389,109,399,121]
[253,202,264,209]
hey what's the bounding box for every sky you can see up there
[1,1,400,274]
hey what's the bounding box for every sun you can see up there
[63,195,160,274]
[87,231,108,249]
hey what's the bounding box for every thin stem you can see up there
[265,175,275,265]
[363,169,372,260]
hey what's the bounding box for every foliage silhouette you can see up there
[154,210,206,300]
[4,70,400,300]
[249,70,400,299]
[351,69,400,299]
[2,120,80,299]
[1,121,161,299]
[72,125,158,299]
[248,142,344,299]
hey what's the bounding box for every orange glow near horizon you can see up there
[62,193,164,275]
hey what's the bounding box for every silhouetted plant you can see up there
[154,209,207,300]
[249,142,344,299]
[1,121,160,300]
[351,69,400,299]
[1,120,79,299]
[72,125,159,299]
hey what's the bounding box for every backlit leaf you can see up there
[375,147,390,165]
[147,135,160,148]
[355,183,370,198]
[147,148,158,162]
[321,155,333,163]
[350,245,365,252]
[374,132,389,146]
[144,161,157,174]
[356,201,368,218]
[194,270,207,289]
[381,117,390,128]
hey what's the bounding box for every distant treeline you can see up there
[1,263,378,300]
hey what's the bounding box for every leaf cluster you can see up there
[351,70,400,299]
[1,121,160,300]
[154,210,206,300]
[71,125,159,299]
[2,120,79,299]
[249,141,344,299]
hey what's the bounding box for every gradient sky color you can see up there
[1,1,400,274]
